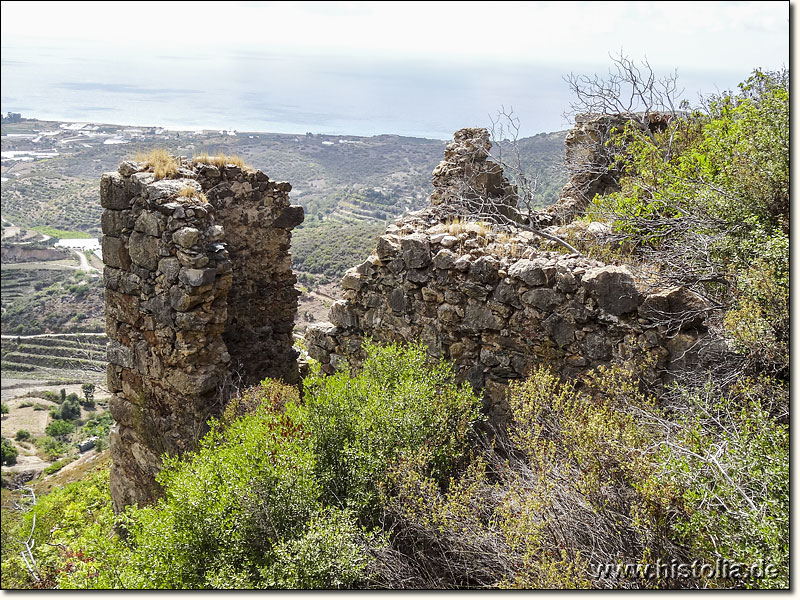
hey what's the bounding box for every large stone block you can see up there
[102,209,134,236]
[102,235,131,270]
[100,172,130,209]
[401,233,431,269]
[179,267,217,287]
[508,259,547,286]
[638,286,709,329]
[128,231,160,270]
[272,205,305,229]
[134,211,166,237]
[581,265,640,315]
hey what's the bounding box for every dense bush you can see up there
[0,341,787,589]
[35,436,70,461]
[1,342,482,589]
[46,419,74,439]
[373,362,788,589]
[300,341,483,522]
[590,68,788,377]
[51,396,82,421]
[1,437,18,466]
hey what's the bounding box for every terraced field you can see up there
[1,334,107,377]
[0,268,68,310]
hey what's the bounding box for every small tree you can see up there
[81,383,96,408]
[1,437,17,465]
[51,396,81,421]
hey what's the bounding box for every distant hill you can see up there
[1,119,569,282]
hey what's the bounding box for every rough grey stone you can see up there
[464,304,505,330]
[639,286,709,329]
[543,313,575,347]
[146,178,200,201]
[581,265,640,315]
[521,288,563,311]
[102,209,133,236]
[107,340,134,368]
[102,235,131,270]
[508,259,547,286]
[173,227,201,249]
[179,267,217,287]
[135,211,165,237]
[433,249,456,270]
[100,173,130,210]
[272,205,305,229]
[158,257,181,282]
[388,288,407,313]
[128,231,161,270]
[470,256,500,286]
[118,160,141,177]
[376,235,400,260]
[401,233,431,269]
[330,300,358,328]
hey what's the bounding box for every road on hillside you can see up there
[69,248,99,272]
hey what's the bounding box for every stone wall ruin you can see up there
[306,127,710,423]
[102,159,303,511]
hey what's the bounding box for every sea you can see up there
[1,42,748,140]
[0,42,598,139]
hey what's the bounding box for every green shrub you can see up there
[51,396,81,421]
[0,468,122,589]
[43,457,76,475]
[15,429,31,442]
[300,341,484,522]
[47,341,483,589]
[35,436,69,460]
[46,419,74,439]
[113,390,320,588]
[262,507,377,589]
[1,403,8,415]
[1,437,18,465]
[639,376,789,588]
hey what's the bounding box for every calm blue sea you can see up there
[1,43,582,139]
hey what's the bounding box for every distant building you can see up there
[77,436,98,452]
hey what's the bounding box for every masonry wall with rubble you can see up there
[101,159,303,512]
[306,127,710,423]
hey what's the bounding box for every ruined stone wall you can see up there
[306,128,708,423]
[102,159,303,511]
[539,113,629,226]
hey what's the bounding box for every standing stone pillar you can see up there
[102,158,303,512]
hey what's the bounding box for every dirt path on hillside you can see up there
[1,333,106,340]
[70,248,99,272]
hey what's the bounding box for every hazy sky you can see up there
[2,1,788,67]
[0,1,790,136]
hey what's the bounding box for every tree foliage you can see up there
[589,67,788,377]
